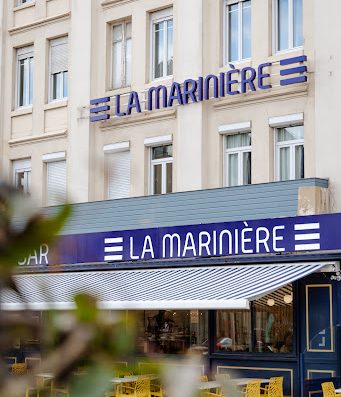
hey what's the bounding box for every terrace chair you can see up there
[322,382,341,397]
[25,357,41,371]
[11,363,27,375]
[117,376,150,397]
[200,375,209,382]
[243,379,261,397]
[51,381,69,397]
[261,376,283,397]
[150,380,164,397]
[25,374,53,397]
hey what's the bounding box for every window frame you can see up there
[16,0,34,6]
[273,0,303,53]
[275,125,304,181]
[16,46,34,109]
[111,20,132,90]
[12,159,31,195]
[49,36,68,102]
[224,0,252,64]
[150,8,173,81]
[224,132,252,187]
[149,144,173,195]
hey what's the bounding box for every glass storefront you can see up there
[215,284,293,354]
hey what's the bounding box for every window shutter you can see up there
[47,160,66,206]
[17,46,33,60]
[107,151,130,199]
[50,38,68,74]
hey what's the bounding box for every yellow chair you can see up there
[25,375,53,397]
[200,375,209,382]
[11,363,27,375]
[261,376,283,397]
[244,380,261,397]
[322,382,341,397]
[117,376,150,397]
[150,380,164,397]
[51,381,69,397]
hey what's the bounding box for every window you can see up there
[274,0,303,52]
[150,144,173,195]
[17,0,34,6]
[13,159,31,194]
[135,310,208,355]
[16,46,34,108]
[276,125,304,181]
[106,148,131,199]
[215,284,293,353]
[112,22,132,89]
[49,37,68,101]
[225,133,251,187]
[151,9,173,80]
[225,0,251,62]
[46,160,67,206]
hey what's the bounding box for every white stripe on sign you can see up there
[104,255,123,261]
[294,223,320,231]
[295,243,320,250]
[105,237,123,244]
[294,233,320,241]
[104,246,123,253]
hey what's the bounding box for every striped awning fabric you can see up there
[2,262,326,311]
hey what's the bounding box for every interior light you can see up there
[267,298,275,306]
[283,294,293,304]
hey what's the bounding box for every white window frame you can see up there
[275,126,304,181]
[12,159,31,195]
[149,144,173,195]
[16,0,34,6]
[273,0,303,53]
[224,132,252,187]
[224,0,251,64]
[150,8,173,81]
[16,46,34,109]
[111,21,132,89]
[49,37,68,102]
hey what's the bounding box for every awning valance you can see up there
[1,262,327,311]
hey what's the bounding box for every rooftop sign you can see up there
[90,55,308,122]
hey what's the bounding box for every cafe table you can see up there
[335,388,341,393]
[231,378,270,386]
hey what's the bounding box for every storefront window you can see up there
[215,284,293,353]
[136,310,208,355]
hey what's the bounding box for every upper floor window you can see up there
[276,125,304,181]
[43,153,67,206]
[12,159,31,195]
[150,144,173,195]
[112,21,132,89]
[225,133,251,187]
[49,37,68,101]
[274,0,303,52]
[17,0,34,6]
[16,46,33,108]
[151,9,173,80]
[225,0,251,63]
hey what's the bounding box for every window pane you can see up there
[154,22,164,78]
[226,133,251,149]
[153,164,162,195]
[242,151,251,185]
[215,310,251,352]
[295,144,304,179]
[253,285,293,353]
[63,71,68,97]
[228,4,239,61]
[136,310,208,355]
[19,60,25,107]
[113,24,123,42]
[277,126,304,142]
[167,19,173,76]
[278,0,289,50]
[166,162,172,193]
[293,0,303,47]
[29,57,33,105]
[228,153,239,186]
[15,172,25,192]
[242,1,251,59]
[279,146,290,181]
[52,74,58,100]
[125,37,132,86]
[113,41,123,88]
[152,145,173,160]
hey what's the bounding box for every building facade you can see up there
[1,1,341,396]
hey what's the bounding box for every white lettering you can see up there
[162,233,181,258]
[198,231,211,256]
[182,233,197,257]
[39,244,49,265]
[129,237,140,260]
[141,235,155,259]
[273,225,285,252]
[256,227,270,253]
[27,250,38,265]
[241,223,253,253]
[219,230,232,255]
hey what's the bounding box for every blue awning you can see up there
[1,262,327,310]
